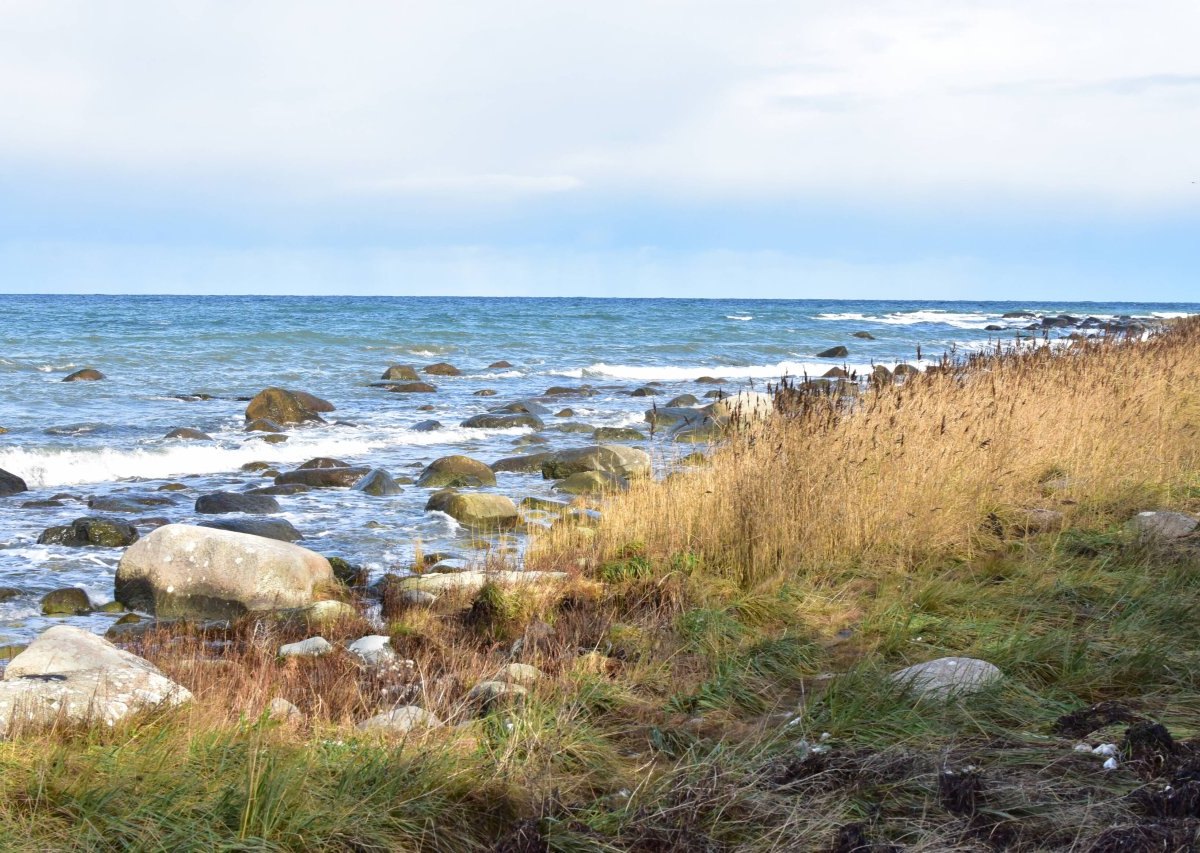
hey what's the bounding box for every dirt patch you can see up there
[1088,821,1198,853]
[1053,701,1141,738]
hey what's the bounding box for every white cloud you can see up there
[0,0,1197,208]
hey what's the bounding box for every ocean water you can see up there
[0,295,1196,644]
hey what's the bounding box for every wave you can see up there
[726,315,753,321]
[551,360,910,383]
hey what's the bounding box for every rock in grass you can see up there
[540,445,651,481]
[0,469,28,498]
[425,490,519,530]
[347,635,396,666]
[357,706,442,733]
[703,390,775,424]
[498,663,543,685]
[40,587,93,615]
[0,626,191,737]
[267,697,303,723]
[890,657,1001,699]
[199,517,303,542]
[37,516,139,547]
[195,492,281,515]
[468,680,527,710]
[1125,511,1198,541]
[279,637,332,658]
[396,570,567,596]
[353,468,403,496]
[381,364,420,381]
[63,368,105,382]
[417,456,496,488]
[115,524,335,620]
[245,387,326,425]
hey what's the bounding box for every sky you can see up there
[0,0,1197,300]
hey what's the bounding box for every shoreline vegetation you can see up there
[2,320,1200,850]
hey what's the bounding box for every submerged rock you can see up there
[63,368,105,382]
[461,413,543,430]
[381,364,420,381]
[198,517,303,543]
[195,492,281,515]
[424,362,462,376]
[164,427,212,441]
[37,516,139,547]
[817,346,849,358]
[245,418,285,433]
[417,456,496,488]
[115,524,335,619]
[593,426,646,442]
[0,626,191,738]
[353,468,403,496]
[275,467,370,489]
[380,381,438,393]
[40,587,93,615]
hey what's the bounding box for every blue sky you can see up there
[0,1,1197,300]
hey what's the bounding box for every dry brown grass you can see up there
[531,320,1200,590]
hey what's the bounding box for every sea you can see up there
[1,295,1196,644]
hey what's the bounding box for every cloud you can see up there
[347,173,583,196]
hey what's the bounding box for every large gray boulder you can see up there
[541,445,651,480]
[115,524,335,619]
[1125,511,1198,541]
[425,491,519,530]
[0,626,191,738]
[195,492,281,515]
[417,456,496,488]
[0,469,27,498]
[890,657,1001,699]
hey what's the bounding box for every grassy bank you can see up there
[3,323,1200,851]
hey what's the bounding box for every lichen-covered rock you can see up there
[115,524,335,619]
[1125,511,1198,541]
[244,387,325,425]
[195,492,281,515]
[541,445,651,481]
[890,657,1001,699]
[0,469,27,498]
[0,626,191,737]
[37,516,139,547]
[425,490,519,530]
[417,456,496,488]
[555,471,627,495]
[40,587,93,615]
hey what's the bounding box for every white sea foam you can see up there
[817,310,1001,329]
[550,360,903,383]
[726,315,753,321]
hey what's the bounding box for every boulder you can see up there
[63,368,105,382]
[645,407,706,428]
[244,388,325,425]
[0,469,28,498]
[488,360,514,369]
[164,428,212,441]
[630,386,658,397]
[468,680,527,710]
[381,364,420,381]
[695,376,725,384]
[353,469,402,496]
[267,697,303,723]
[274,467,369,489]
[822,367,848,379]
[852,331,876,340]
[461,413,544,430]
[703,390,775,425]
[543,386,594,397]
[195,492,281,515]
[424,362,462,376]
[498,663,543,685]
[593,426,646,442]
[555,471,627,495]
[88,494,175,513]
[417,456,495,489]
[245,484,310,497]
[279,637,332,658]
[288,391,335,413]
[671,418,726,443]
[298,457,349,469]
[347,635,397,666]
[115,524,335,619]
[198,517,303,543]
[410,420,443,432]
[0,626,191,737]
[541,445,652,480]
[425,491,519,530]
[890,657,1001,699]
[40,587,93,615]
[491,452,554,474]
[1125,511,1198,541]
[473,389,497,397]
[37,516,139,547]
[0,587,22,602]
[817,346,849,358]
[490,400,551,416]
[357,706,442,733]
[666,394,699,407]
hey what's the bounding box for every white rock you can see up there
[890,656,1002,699]
[0,625,191,738]
[347,635,396,665]
[468,680,527,707]
[279,637,332,658]
[356,705,442,733]
[267,697,302,722]
[498,663,543,685]
[1092,743,1119,757]
[1103,756,1119,772]
[1125,511,1198,541]
[703,390,775,424]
